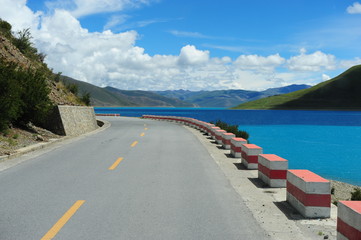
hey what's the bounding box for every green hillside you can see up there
[60,76,136,106]
[105,87,195,107]
[233,65,361,110]
[61,76,195,107]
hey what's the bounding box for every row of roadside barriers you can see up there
[142,115,361,240]
[96,114,121,117]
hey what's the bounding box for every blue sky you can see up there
[1,0,361,90]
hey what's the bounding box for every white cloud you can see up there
[178,45,210,66]
[339,57,361,69]
[45,0,154,18]
[347,2,361,14]
[169,30,212,39]
[233,54,285,71]
[1,0,360,91]
[322,74,331,81]
[287,49,336,71]
[104,15,129,30]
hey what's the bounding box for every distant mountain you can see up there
[104,87,196,107]
[155,84,311,108]
[61,76,195,107]
[233,65,361,110]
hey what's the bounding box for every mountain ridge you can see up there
[154,84,311,108]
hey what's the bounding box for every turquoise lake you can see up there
[95,107,361,186]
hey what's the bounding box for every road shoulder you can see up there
[184,125,337,240]
[0,119,110,172]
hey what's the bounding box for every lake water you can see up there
[95,107,361,186]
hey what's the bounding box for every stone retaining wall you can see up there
[47,106,98,136]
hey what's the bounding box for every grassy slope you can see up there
[60,76,137,106]
[233,65,361,110]
[105,87,195,107]
[61,76,195,107]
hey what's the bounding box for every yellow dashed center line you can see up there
[40,200,85,240]
[108,157,124,170]
[144,128,148,130]
[131,141,138,147]
[140,132,145,137]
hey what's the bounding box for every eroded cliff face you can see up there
[0,35,32,68]
[0,34,80,106]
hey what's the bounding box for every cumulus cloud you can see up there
[233,54,285,71]
[178,45,210,66]
[347,2,361,14]
[1,0,359,91]
[287,49,336,71]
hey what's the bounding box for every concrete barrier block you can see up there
[215,130,227,144]
[230,138,247,158]
[210,127,221,140]
[221,132,235,149]
[241,144,262,169]
[287,170,331,218]
[258,154,288,188]
[337,201,361,240]
[204,123,215,135]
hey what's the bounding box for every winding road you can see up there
[0,117,270,240]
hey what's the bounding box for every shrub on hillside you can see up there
[0,18,12,39]
[351,188,361,200]
[0,62,23,131]
[80,92,91,106]
[211,120,250,140]
[0,59,53,130]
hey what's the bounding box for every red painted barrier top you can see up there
[340,201,361,213]
[232,137,247,142]
[223,133,235,136]
[243,144,262,149]
[288,170,329,183]
[259,154,287,162]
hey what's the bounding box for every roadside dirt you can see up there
[0,125,61,157]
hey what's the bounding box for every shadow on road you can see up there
[273,201,304,220]
[248,177,269,188]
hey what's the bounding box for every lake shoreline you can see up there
[330,179,360,203]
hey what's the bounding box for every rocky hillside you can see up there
[0,34,81,106]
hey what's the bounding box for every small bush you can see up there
[211,120,250,140]
[0,18,12,39]
[351,188,361,200]
[0,59,53,129]
[80,92,91,106]
[66,83,78,95]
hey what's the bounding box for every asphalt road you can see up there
[0,117,270,240]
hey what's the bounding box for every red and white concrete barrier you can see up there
[96,113,120,116]
[337,201,361,240]
[286,170,331,218]
[210,127,221,140]
[258,154,288,188]
[241,144,263,169]
[215,130,227,144]
[230,138,247,158]
[221,132,235,149]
